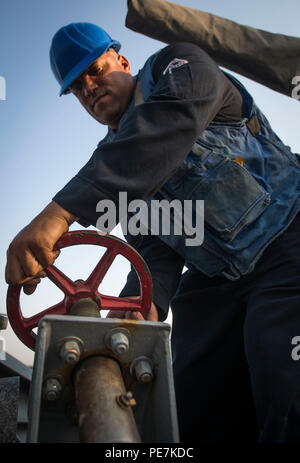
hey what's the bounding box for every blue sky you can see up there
[0,0,299,365]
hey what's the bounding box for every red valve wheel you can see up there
[6,230,153,350]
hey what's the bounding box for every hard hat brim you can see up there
[59,40,121,96]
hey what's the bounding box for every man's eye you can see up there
[88,66,103,76]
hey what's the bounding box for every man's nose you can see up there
[81,74,98,97]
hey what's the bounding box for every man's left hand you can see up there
[106,296,159,321]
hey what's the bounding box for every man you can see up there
[5,22,300,442]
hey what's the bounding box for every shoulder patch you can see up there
[162,58,189,76]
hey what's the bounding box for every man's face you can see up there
[69,49,134,130]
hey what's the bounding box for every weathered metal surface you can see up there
[116,391,136,409]
[74,356,141,443]
[7,230,153,350]
[27,315,179,443]
[69,298,101,318]
[0,376,19,442]
[0,353,32,442]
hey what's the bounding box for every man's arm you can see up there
[5,201,76,292]
[52,42,242,226]
[6,42,242,287]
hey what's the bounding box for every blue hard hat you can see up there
[50,22,121,96]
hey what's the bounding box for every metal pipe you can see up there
[70,297,101,318]
[74,356,141,443]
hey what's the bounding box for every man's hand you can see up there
[5,201,77,294]
[107,296,159,322]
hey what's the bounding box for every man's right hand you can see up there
[5,201,77,295]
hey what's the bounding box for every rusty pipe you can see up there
[70,297,101,318]
[74,356,141,443]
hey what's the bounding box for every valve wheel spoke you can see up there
[45,265,75,296]
[85,248,117,292]
[99,294,142,312]
[24,299,69,332]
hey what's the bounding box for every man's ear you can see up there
[118,54,131,75]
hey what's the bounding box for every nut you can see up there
[59,338,83,364]
[116,391,137,409]
[130,357,154,384]
[105,328,130,355]
[110,332,129,354]
[43,377,62,402]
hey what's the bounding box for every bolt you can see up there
[60,339,82,364]
[110,331,130,354]
[105,328,130,355]
[130,357,154,384]
[43,377,62,402]
[116,391,136,409]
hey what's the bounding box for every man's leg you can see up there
[243,214,300,442]
[171,270,258,443]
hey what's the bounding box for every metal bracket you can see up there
[27,315,179,443]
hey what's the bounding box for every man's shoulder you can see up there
[97,129,113,148]
[152,41,212,63]
[150,41,219,81]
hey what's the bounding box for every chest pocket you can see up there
[162,143,271,242]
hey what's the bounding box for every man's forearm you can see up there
[39,201,78,226]
[5,201,77,287]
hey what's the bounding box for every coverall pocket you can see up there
[187,157,271,242]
